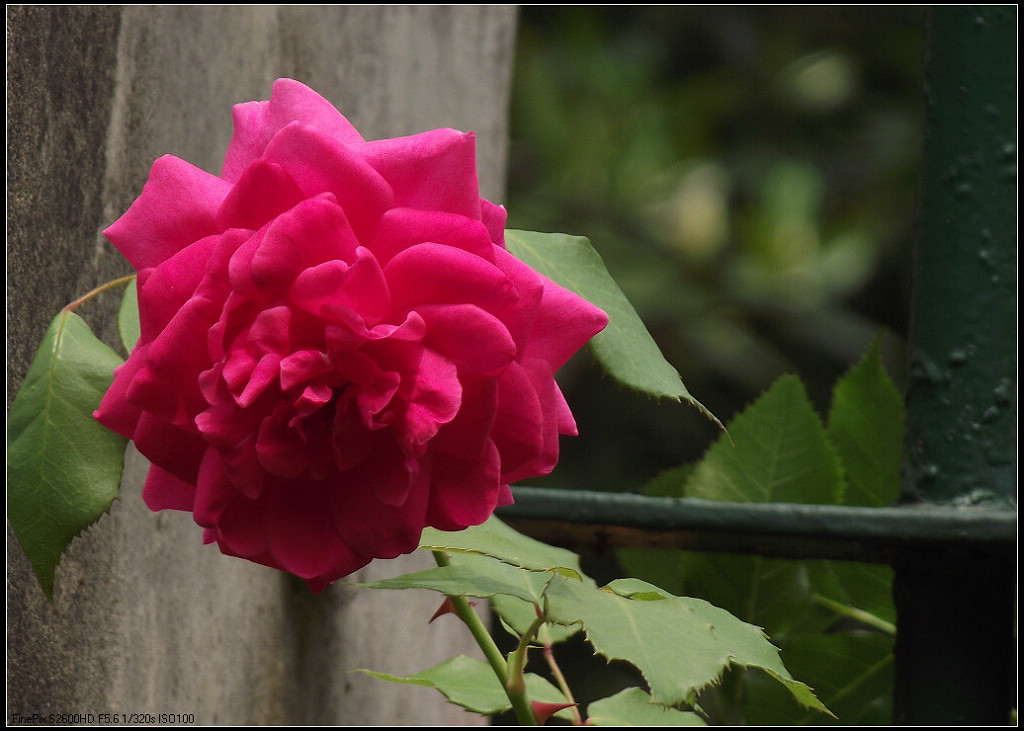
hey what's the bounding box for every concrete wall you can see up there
[7,6,517,724]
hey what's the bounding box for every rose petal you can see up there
[127,294,221,421]
[351,371,402,430]
[325,309,426,353]
[261,477,368,581]
[192,448,237,526]
[431,375,498,460]
[104,155,231,270]
[195,399,253,448]
[211,490,269,558]
[417,303,516,375]
[289,247,391,325]
[94,353,146,437]
[521,273,610,371]
[481,199,508,246]
[194,229,255,320]
[332,403,376,471]
[215,158,306,231]
[356,128,482,220]
[279,349,333,392]
[490,360,558,483]
[498,358,564,483]
[292,383,333,419]
[249,305,294,354]
[231,194,360,293]
[222,77,364,182]
[255,406,308,478]
[132,411,207,486]
[489,246,545,352]
[137,234,219,344]
[142,464,196,512]
[427,440,503,530]
[327,444,431,557]
[497,483,514,506]
[375,344,463,453]
[383,242,518,315]
[216,436,266,499]
[263,122,393,240]
[552,380,579,437]
[368,207,496,266]
[235,353,281,408]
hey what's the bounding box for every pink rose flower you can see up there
[95,79,608,590]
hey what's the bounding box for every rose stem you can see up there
[541,631,584,726]
[431,549,538,725]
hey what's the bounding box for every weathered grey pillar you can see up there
[7,6,517,725]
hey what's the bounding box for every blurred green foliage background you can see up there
[499,8,928,723]
[506,6,925,493]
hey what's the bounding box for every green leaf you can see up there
[355,655,573,719]
[741,633,894,725]
[440,552,586,644]
[505,229,718,424]
[417,520,586,643]
[637,464,695,498]
[685,374,845,505]
[118,277,140,355]
[617,363,900,724]
[603,577,673,601]
[621,369,898,631]
[358,552,551,605]
[659,376,847,633]
[826,335,903,508]
[544,575,830,715]
[490,581,587,646]
[806,561,896,629]
[680,554,822,637]
[587,687,707,726]
[419,514,583,579]
[810,339,902,628]
[491,594,582,645]
[6,310,127,600]
[787,634,893,725]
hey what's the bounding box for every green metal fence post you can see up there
[893,6,1016,724]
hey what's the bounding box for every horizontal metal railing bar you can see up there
[496,487,1017,563]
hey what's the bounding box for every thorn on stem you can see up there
[428,596,476,623]
[531,700,578,725]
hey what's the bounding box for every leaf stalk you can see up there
[63,274,137,312]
